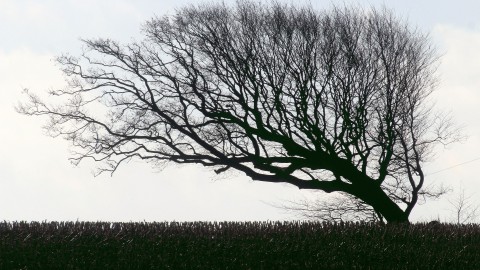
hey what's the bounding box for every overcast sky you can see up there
[1,0,479,223]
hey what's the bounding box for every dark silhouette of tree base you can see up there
[18,1,460,223]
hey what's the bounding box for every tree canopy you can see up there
[19,1,459,223]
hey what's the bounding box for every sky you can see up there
[1,0,479,223]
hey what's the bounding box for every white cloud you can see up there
[434,25,480,90]
[0,1,58,29]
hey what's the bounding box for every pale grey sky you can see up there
[1,0,479,223]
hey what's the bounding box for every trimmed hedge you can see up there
[0,221,479,269]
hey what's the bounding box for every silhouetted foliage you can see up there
[19,1,459,223]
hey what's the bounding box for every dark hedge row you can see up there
[0,221,479,269]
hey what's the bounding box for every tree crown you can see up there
[19,1,458,223]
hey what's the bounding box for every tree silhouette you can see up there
[449,188,479,224]
[19,2,459,223]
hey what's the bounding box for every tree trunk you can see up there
[350,182,409,223]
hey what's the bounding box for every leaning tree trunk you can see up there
[350,182,409,223]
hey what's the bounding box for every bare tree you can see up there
[18,1,459,223]
[449,188,479,224]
